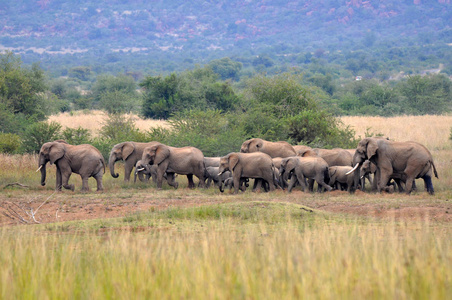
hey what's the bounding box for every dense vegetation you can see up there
[1,51,452,157]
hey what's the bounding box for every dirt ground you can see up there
[0,188,450,226]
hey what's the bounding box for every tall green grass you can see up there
[0,203,450,299]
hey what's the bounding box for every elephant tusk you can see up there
[346,163,359,175]
[36,165,43,172]
[136,168,145,172]
[360,175,364,179]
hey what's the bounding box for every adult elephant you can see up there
[347,137,438,195]
[293,145,312,156]
[37,141,105,192]
[240,138,296,158]
[141,144,205,189]
[312,148,353,167]
[279,156,332,193]
[109,141,161,182]
[218,152,276,194]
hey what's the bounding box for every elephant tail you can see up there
[431,160,439,179]
[101,157,106,174]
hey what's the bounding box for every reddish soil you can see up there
[0,189,450,226]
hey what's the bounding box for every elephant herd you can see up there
[37,137,438,195]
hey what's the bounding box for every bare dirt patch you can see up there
[1,189,450,226]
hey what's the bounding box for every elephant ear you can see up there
[286,158,298,172]
[366,139,379,159]
[49,142,65,165]
[241,140,251,153]
[122,142,135,160]
[228,153,240,171]
[252,139,263,152]
[154,145,170,165]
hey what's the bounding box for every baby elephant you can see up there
[134,160,153,183]
[205,166,232,189]
[328,166,355,193]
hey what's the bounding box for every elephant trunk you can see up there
[109,153,119,178]
[40,163,47,186]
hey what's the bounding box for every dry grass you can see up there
[48,110,169,135]
[340,114,452,150]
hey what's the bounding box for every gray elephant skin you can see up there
[204,166,232,189]
[141,144,206,189]
[240,138,296,158]
[38,141,105,192]
[280,156,332,193]
[348,137,438,195]
[109,141,161,182]
[328,165,354,193]
[218,152,276,194]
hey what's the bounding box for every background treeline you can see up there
[1,51,451,158]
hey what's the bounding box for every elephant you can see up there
[37,141,105,192]
[109,141,161,182]
[328,166,355,193]
[279,156,332,193]
[360,160,409,193]
[240,138,296,158]
[204,166,232,189]
[359,160,377,191]
[204,157,220,168]
[218,152,276,194]
[141,144,206,189]
[312,148,353,167]
[133,160,154,183]
[221,177,249,193]
[293,145,312,156]
[347,137,438,195]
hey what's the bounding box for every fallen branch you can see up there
[0,192,56,224]
[2,182,29,189]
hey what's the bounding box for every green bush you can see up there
[148,109,246,157]
[287,110,358,148]
[0,133,21,154]
[61,127,92,145]
[20,121,62,153]
[98,113,148,144]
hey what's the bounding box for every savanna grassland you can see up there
[0,114,451,299]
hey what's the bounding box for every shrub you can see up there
[148,109,246,157]
[287,110,358,148]
[0,133,21,154]
[98,113,148,144]
[20,121,62,153]
[61,127,92,145]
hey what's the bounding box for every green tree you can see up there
[20,121,62,153]
[0,51,47,133]
[398,74,451,115]
[140,67,239,119]
[208,57,242,81]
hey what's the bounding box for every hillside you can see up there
[1,1,450,75]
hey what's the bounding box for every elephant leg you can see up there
[124,162,134,182]
[206,177,212,188]
[287,176,298,193]
[55,168,63,191]
[186,174,195,189]
[316,177,332,192]
[61,172,75,192]
[252,179,263,192]
[80,176,90,192]
[422,175,434,195]
[166,173,178,189]
[94,171,104,191]
[307,178,315,192]
[233,175,241,194]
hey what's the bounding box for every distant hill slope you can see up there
[1,0,450,53]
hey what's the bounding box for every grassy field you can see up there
[0,113,451,299]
